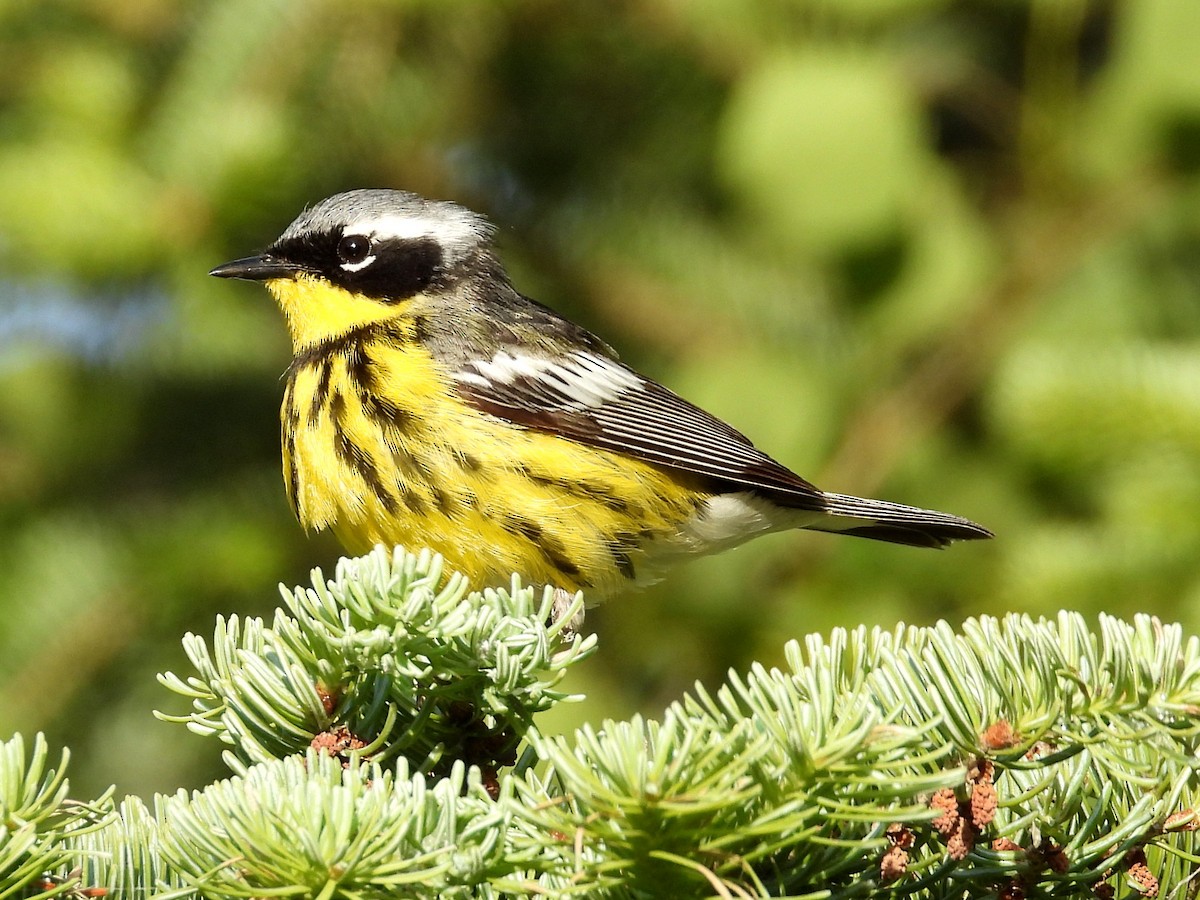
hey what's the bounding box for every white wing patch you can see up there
[452,346,827,508]
[455,351,643,408]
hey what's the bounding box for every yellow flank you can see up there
[271,278,709,600]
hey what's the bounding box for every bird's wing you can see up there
[451,348,826,509]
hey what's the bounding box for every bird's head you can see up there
[210,189,496,349]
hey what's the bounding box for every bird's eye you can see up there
[337,234,372,265]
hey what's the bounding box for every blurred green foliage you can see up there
[1,0,1199,800]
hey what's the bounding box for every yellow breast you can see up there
[279,310,711,600]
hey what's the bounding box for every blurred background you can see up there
[2,0,1199,800]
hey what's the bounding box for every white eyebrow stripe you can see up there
[348,211,482,251]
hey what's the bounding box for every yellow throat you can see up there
[267,275,397,349]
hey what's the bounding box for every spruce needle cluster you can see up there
[157,547,596,778]
[3,548,1200,898]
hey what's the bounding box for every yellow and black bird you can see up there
[211,189,991,603]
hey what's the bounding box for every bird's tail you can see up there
[809,492,993,548]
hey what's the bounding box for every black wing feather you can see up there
[453,352,827,510]
[451,349,992,547]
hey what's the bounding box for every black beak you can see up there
[209,254,307,281]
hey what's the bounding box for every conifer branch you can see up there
[156,547,596,779]
[4,548,1199,898]
[0,734,91,899]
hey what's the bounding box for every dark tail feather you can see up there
[810,492,993,549]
